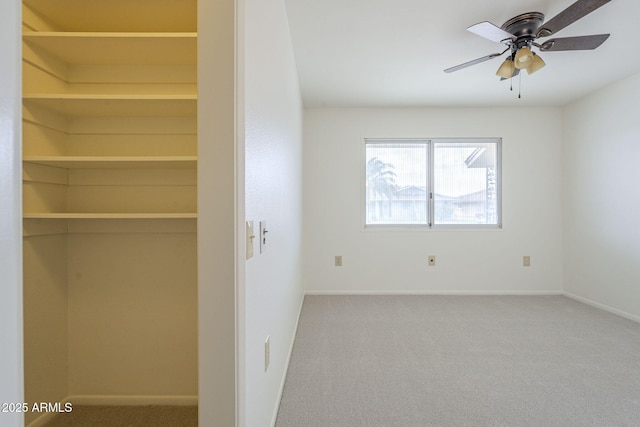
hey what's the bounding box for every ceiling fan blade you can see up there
[467,21,516,43]
[536,0,611,38]
[444,52,504,73]
[539,34,610,51]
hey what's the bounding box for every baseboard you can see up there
[305,290,564,296]
[26,395,197,427]
[563,292,640,323]
[271,292,306,427]
[26,396,74,427]
[66,394,198,406]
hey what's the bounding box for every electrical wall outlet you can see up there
[264,335,271,372]
[523,256,531,267]
[335,255,343,267]
[428,256,436,266]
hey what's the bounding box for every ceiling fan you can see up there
[444,0,612,79]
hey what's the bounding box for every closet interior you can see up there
[22,0,198,425]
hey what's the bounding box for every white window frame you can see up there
[364,138,502,229]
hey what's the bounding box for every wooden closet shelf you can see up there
[22,0,196,33]
[24,32,197,38]
[23,95,197,116]
[23,156,197,169]
[23,32,197,66]
[24,213,197,219]
[24,94,197,100]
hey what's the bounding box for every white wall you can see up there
[562,73,640,320]
[0,0,24,425]
[303,108,564,294]
[242,0,304,425]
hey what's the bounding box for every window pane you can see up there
[365,143,428,225]
[433,142,499,225]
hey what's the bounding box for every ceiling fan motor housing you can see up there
[501,12,545,58]
[501,12,545,38]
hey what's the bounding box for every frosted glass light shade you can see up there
[514,47,534,69]
[496,58,515,79]
[526,53,546,74]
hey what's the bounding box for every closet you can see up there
[22,0,198,425]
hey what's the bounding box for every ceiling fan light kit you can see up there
[444,0,612,95]
[526,53,546,75]
[496,58,515,79]
[514,46,535,69]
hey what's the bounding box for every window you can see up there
[365,138,501,228]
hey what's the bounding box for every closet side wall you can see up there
[22,8,69,426]
[23,234,68,425]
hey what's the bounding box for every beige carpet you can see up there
[276,295,640,426]
[42,405,197,427]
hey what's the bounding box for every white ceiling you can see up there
[284,0,639,107]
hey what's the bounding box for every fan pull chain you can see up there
[518,72,522,99]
